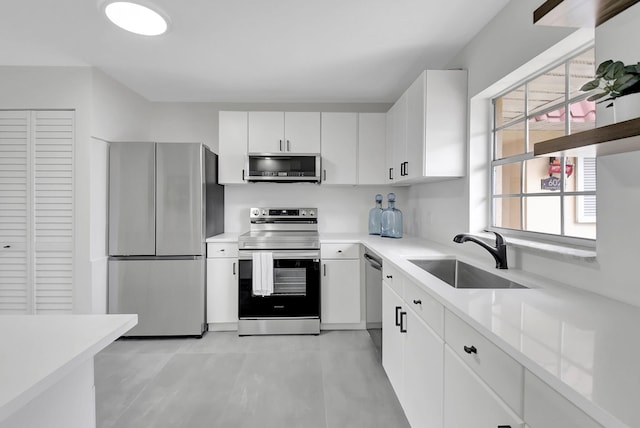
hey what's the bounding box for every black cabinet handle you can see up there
[232,262,236,275]
[404,161,409,176]
[337,250,342,253]
[389,167,393,180]
[400,312,407,333]
[463,345,477,354]
[497,425,512,428]
[395,306,402,326]
[400,162,404,176]
[386,275,393,279]
[413,299,422,305]
[323,264,327,277]
[287,140,291,151]
[279,139,283,151]
[3,245,10,249]
[242,169,245,181]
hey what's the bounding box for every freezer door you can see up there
[108,257,205,336]
[156,143,203,256]
[108,142,156,256]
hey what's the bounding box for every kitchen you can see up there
[1,0,640,427]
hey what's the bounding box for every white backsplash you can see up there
[224,184,408,234]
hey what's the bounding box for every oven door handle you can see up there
[238,250,321,260]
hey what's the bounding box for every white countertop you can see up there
[0,314,137,423]
[207,232,639,427]
[206,233,240,243]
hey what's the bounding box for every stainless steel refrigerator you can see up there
[107,142,223,336]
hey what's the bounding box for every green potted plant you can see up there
[580,59,640,105]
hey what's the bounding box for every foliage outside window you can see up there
[491,48,597,241]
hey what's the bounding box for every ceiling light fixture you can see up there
[103,1,168,36]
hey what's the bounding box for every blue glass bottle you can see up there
[368,194,384,235]
[380,193,403,238]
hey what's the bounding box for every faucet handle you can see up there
[483,230,506,247]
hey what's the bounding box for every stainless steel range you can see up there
[237,208,320,335]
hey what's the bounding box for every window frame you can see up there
[489,46,597,246]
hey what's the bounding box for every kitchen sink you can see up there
[408,259,527,289]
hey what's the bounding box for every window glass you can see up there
[491,47,596,242]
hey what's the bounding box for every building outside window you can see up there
[491,47,597,242]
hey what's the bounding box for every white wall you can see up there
[404,0,640,307]
[225,184,407,234]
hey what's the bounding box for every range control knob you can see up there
[251,209,260,216]
[301,210,307,216]
[308,210,315,217]
[261,209,267,216]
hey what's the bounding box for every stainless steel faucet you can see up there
[453,231,508,269]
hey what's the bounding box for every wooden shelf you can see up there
[534,117,640,157]
[534,0,640,27]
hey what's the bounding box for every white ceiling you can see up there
[0,0,511,103]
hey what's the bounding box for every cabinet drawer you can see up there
[524,371,603,428]
[321,243,359,259]
[445,310,524,417]
[207,243,238,258]
[382,262,402,296]
[404,279,443,338]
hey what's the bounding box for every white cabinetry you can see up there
[218,111,248,184]
[206,242,238,330]
[386,70,467,184]
[321,113,357,185]
[321,243,361,325]
[0,110,74,314]
[382,272,444,428]
[444,346,525,428]
[248,112,320,153]
[358,113,387,185]
[524,370,603,428]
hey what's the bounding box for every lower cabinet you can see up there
[382,281,444,428]
[321,259,361,324]
[444,346,525,428]
[206,243,238,328]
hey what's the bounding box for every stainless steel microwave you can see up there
[245,153,321,183]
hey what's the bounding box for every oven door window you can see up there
[238,258,320,318]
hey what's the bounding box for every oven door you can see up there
[238,250,320,318]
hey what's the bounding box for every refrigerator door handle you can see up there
[109,255,202,261]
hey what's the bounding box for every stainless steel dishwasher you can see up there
[364,252,383,355]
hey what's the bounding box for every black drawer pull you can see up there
[463,345,477,354]
[497,426,512,428]
[386,275,393,279]
[413,299,422,305]
[395,306,402,326]
[400,312,407,333]
[3,245,10,249]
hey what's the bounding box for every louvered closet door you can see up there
[0,111,31,313]
[33,111,74,313]
[0,110,74,314]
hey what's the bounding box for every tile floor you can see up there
[95,330,409,428]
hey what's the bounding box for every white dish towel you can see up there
[252,252,274,296]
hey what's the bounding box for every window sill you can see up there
[477,232,597,261]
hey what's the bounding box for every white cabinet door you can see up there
[206,258,238,324]
[405,72,426,181]
[382,282,405,404]
[219,111,248,184]
[392,92,408,183]
[321,113,357,185]
[444,346,525,428]
[284,112,320,153]
[248,111,284,153]
[358,113,386,185]
[385,105,396,183]
[321,259,360,324]
[403,309,444,428]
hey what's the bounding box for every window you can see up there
[491,48,597,241]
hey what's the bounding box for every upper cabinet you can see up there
[321,112,357,185]
[248,112,320,153]
[218,111,248,184]
[358,113,387,185]
[386,70,468,185]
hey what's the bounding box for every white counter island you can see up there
[0,314,137,428]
